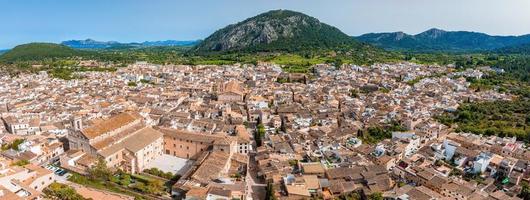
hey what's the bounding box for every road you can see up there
[245,152,266,200]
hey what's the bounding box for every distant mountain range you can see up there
[356,28,530,52]
[3,10,530,63]
[61,39,199,49]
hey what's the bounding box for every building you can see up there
[234,125,251,154]
[473,152,492,174]
[1,116,40,135]
[159,128,221,159]
[67,112,163,173]
[217,81,244,102]
[0,159,55,200]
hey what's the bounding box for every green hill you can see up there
[0,43,89,63]
[193,10,372,53]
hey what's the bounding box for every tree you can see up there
[520,182,530,200]
[350,89,359,98]
[43,182,88,200]
[255,124,266,147]
[265,182,277,200]
[88,158,112,181]
[367,192,383,200]
[12,159,30,166]
[120,174,132,186]
[145,179,164,195]
[333,58,343,70]
[2,139,25,151]
[338,192,361,200]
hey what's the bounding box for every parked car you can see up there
[58,170,67,176]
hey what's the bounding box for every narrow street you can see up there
[245,152,266,200]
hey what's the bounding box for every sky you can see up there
[1,0,530,49]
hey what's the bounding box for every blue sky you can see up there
[1,0,530,49]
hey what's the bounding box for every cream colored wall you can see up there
[136,137,163,171]
[29,172,54,191]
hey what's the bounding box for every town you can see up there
[0,60,527,200]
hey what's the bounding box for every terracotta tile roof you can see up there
[191,151,230,184]
[98,126,163,157]
[301,162,325,174]
[81,112,141,139]
[285,184,311,197]
[158,127,222,143]
[224,80,243,95]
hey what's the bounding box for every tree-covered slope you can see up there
[356,28,530,52]
[0,43,89,62]
[496,43,530,54]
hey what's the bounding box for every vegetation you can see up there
[1,139,25,151]
[43,182,89,200]
[265,182,277,200]
[194,10,363,53]
[12,159,30,166]
[127,81,138,87]
[436,100,530,143]
[288,159,298,166]
[367,192,384,200]
[255,123,266,147]
[520,182,530,200]
[360,121,407,144]
[463,172,486,184]
[87,158,113,181]
[0,43,90,62]
[143,167,176,180]
[356,28,530,52]
[336,192,361,200]
[349,89,359,98]
[68,159,163,199]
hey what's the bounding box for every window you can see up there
[186,146,189,150]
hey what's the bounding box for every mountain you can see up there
[193,9,365,53]
[61,39,199,49]
[140,40,198,47]
[356,28,530,52]
[0,49,8,55]
[61,39,122,49]
[0,43,88,62]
